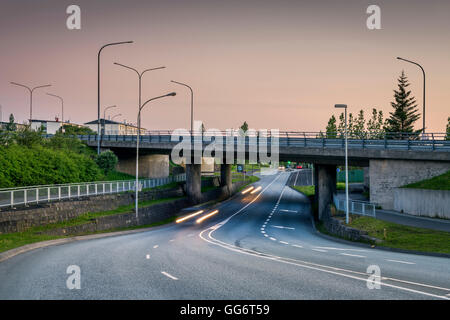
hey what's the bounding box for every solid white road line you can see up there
[161,271,178,280]
[314,246,367,252]
[386,259,416,265]
[311,249,327,252]
[340,253,366,258]
[279,209,298,213]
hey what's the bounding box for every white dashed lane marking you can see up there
[291,244,303,248]
[146,254,150,259]
[279,241,289,245]
[161,271,178,280]
[340,253,366,258]
[386,259,416,265]
[271,225,295,230]
[312,249,327,253]
[153,245,159,249]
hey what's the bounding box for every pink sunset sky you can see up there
[0,0,449,132]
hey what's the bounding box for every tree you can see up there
[367,108,385,139]
[385,71,421,138]
[95,150,118,174]
[60,125,96,135]
[337,112,345,138]
[5,114,16,132]
[353,110,366,139]
[446,117,450,140]
[240,121,249,133]
[325,115,337,138]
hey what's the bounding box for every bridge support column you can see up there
[186,163,202,204]
[116,154,169,179]
[220,164,232,194]
[317,164,336,221]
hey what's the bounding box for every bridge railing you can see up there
[0,173,186,209]
[333,194,376,218]
[64,131,450,151]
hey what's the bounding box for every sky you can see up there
[0,0,449,132]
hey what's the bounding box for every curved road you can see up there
[0,172,449,299]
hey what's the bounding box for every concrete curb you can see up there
[0,178,259,264]
[310,216,450,259]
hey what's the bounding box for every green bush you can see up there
[95,150,118,174]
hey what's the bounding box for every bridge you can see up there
[60,131,450,220]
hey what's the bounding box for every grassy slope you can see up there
[347,216,450,254]
[402,170,450,191]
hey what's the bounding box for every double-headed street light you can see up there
[134,92,176,220]
[97,41,133,154]
[103,105,117,135]
[170,80,194,133]
[46,93,64,125]
[10,82,52,123]
[397,57,426,134]
[111,113,122,121]
[335,104,349,224]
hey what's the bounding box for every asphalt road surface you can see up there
[0,171,449,299]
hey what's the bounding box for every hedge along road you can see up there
[0,172,449,299]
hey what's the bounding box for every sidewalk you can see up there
[335,191,450,232]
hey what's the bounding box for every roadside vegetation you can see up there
[0,121,134,188]
[402,170,450,191]
[344,215,450,254]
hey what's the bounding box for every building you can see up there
[0,121,27,131]
[30,119,86,134]
[84,119,146,135]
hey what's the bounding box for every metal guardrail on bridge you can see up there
[0,174,186,209]
[333,194,376,218]
[54,131,450,152]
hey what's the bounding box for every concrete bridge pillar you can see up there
[220,164,232,194]
[317,164,336,221]
[116,154,169,179]
[186,163,202,204]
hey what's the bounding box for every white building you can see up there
[84,119,146,135]
[30,119,85,134]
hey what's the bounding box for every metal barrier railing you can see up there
[0,173,186,209]
[333,194,376,218]
[49,131,450,152]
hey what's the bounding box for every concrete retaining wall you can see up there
[369,159,450,210]
[393,188,450,219]
[0,186,184,234]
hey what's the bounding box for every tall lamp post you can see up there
[397,57,426,134]
[170,80,194,133]
[134,92,176,220]
[111,113,122,121]
[46,93,64,131]
[335,104,349,224]
[11,82,51,123]
[103,105,117,135]
[97,41,133,154]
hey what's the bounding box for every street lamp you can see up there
[97,41,133,154]
[397,57,426,134]
[11,82,51,123]
[111,113,122,121]
[46,93,64,129]
[335,104,349,224]
[103,105,117,135]
[134,92,176,221]
[170,80,194,133]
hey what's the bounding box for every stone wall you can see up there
[393,188,450,219]
[369,159,450,210]
[0,186,184,234]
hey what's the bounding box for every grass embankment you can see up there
[402,170,450,191]
[291,185,450,255]
[0,197,182,254]
[292,183,346,197]
[345,215,450,254]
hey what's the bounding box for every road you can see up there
[0,171,449,299]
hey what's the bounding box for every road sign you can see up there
[237,164,244,173]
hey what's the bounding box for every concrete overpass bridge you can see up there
[73,131,450,220]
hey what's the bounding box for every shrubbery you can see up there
[0,127,105,188]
